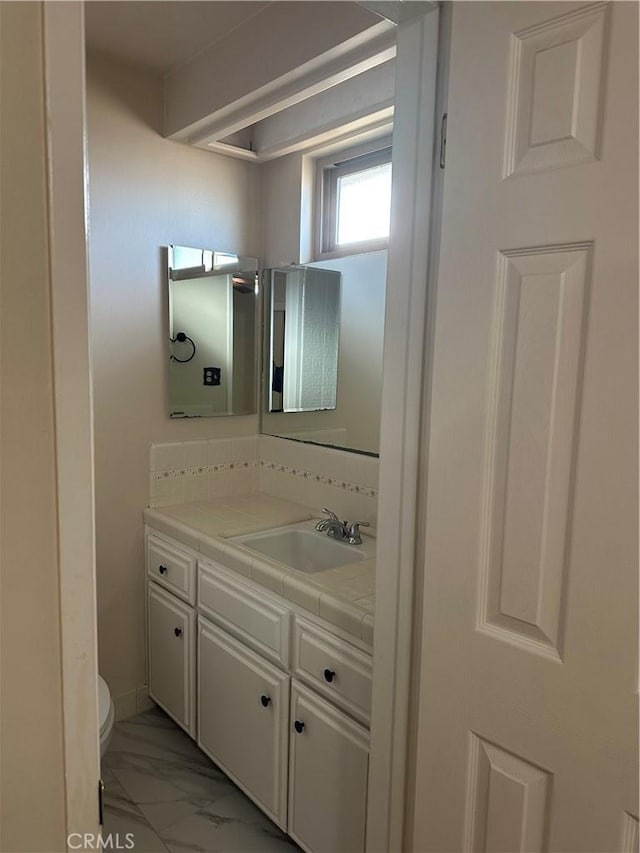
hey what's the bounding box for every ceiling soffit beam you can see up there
[204,107,394,164]
[256,108,395,163]
[165,19,396,147]
[251,58,395,150]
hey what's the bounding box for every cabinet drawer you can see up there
[147,533,196,605]
[293,617,372,725]
[199,562,290,668]
[198,618,289,830]
[148,583,195,737]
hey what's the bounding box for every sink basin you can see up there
[230,521,373,573]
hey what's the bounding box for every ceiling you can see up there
[84,1,271,75]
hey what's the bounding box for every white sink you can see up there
[230,520,374,573]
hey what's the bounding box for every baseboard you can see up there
[113,684,155,721]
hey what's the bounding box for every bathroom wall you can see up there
[0,4,66,847]
[262,153,308,267]
[86,52,263,714]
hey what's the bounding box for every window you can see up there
[317,146,392,258]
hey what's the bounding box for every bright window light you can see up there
[317,145,393,256]
[336,162,392,246]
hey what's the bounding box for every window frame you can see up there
[314,140,393,261]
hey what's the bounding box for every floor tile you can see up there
[160,792,297,853]
[102,773,170,852]
[102,705,300,853]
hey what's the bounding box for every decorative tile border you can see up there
[260,459,377,498]
[152,458,377,498]
[154,459,255,483]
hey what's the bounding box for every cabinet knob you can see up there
[294,720,305,734]
[323,668,336,683]
[174,627,183,637]
[159,565,168,575]
[260,695,271,707]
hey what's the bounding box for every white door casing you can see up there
[411,2,638,851]
[366,7,440,850]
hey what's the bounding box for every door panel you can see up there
[289,681,369,853]
[412,2,638,851]
[148,583,195,736]
[197,618,289,829]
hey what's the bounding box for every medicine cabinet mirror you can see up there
[167,245,259,418]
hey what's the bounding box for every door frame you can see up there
[43,1,446,846]
[43,1,101,840]
[367,6,443,851]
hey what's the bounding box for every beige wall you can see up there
[86,53,262,705]
[0,3,67,850]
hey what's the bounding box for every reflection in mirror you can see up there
[262,251,387,455]
[268,267,341,414]
[167,245,258,418]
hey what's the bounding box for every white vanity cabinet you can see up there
[145,526,373,853]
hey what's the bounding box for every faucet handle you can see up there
[346,521,370,544]
[321,508,340,521]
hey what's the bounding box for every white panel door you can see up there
[197,618,290,830]
[148,583,195,736]
[412,2,638,851]
[289,681,369,853]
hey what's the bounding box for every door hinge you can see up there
[98,778,104,826]
[439,113,447,169]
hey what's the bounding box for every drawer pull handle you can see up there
[260,695,271,708]
[294,720,305,734]
[174,627,183,638]
[323,668,336,683]
[159,565,168,575]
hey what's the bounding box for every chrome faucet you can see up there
[315,509,370,545]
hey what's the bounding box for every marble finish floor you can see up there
[102,705,299,853]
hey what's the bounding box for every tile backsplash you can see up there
[149,434,379,527]
[258,435,378,527]
[149,436,259,507]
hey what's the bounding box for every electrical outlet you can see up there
[203,367,221,386]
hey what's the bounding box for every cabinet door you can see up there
[148,583,195,737]
[288,681,369,853]
[197,618,289,830]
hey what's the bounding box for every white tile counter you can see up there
[144,494,375,644]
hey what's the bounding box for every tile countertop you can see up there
[143,494,375,646]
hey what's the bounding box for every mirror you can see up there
[167,245,258,418]
[262,251,387,455]
[267,266,341,414]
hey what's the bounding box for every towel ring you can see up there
[170,332,196,363]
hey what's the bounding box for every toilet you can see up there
[98,675,115,757]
